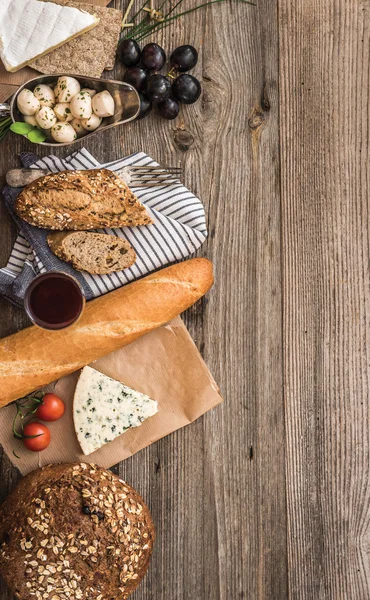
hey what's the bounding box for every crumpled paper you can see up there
[0,316,222,475]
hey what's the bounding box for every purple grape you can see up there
[123,67,147,92]
[137,93,152,120]
[118,39,141,67]
[146,74,171,103]
[170,45,198,72]
[141,43,166,71]
[172,74,201,104]
[157,97,180,120]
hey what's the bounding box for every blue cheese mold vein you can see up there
[73,366,159,455]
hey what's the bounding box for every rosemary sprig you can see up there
[12,391,45,439]
[132,0,150,21]
[125,0,184,40]
[128,0,182,39]
[0,117,11,141]
[123,0,255,42]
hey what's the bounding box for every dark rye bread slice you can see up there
[16,169,153,230]
[48,231,137,274]
[0,462,155,600]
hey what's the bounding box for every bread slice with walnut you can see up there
[47,231,136,274]
[16,168,153,230]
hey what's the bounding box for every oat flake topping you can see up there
[0,463,154,600]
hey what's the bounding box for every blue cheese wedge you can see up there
[73,366,158,455]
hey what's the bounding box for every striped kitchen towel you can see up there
[0,148,207,305]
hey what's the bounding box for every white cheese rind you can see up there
[73,366,159,455]
[0,0,99,72]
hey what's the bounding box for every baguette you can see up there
[0,258,213,407]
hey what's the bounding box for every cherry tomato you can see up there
[35,393,65,422]
[23,422,51,452]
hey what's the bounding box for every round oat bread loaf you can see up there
[0,463,155,600]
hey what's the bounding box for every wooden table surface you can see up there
[1,0,370,598]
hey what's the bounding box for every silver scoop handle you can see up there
[6,168,50,187]
[6,167,130,188]
[0,103,10,117]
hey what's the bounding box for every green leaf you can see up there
[10,121,34,135]
[27,129,47,143]
[12,390,46,440]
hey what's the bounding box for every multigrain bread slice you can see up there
[0,462,155,600]
[48,231,137,274]
[16,169,153,230]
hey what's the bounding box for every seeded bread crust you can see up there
[15,169,153,230]
[47,231,137,274]
[0,462,155,600]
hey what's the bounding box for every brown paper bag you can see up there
[0,317,222,475]
[0,0,112,102]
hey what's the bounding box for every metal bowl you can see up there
[0,74,140,147]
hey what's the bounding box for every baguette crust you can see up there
[0,258,213,407]
[15,169,153,230]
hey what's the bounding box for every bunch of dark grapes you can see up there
[117,40,201,120]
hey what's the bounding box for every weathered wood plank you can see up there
[279,1,370,598]
[116,0,287,598]
[0,0,286,598]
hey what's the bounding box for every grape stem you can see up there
[166,67,177,79]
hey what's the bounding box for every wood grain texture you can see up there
[0,0,286,595]
[7,0,370,597]
[1,0,284,593]
[279,0,370,598]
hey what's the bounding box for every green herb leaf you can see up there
[123,0,255,41]
[10,122,34,135]
[0,117,11,142]
[12,391,45,439]
[27,129,47,143]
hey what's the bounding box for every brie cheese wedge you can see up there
[73,366,159,455]
[0,0,99,72]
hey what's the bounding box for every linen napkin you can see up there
[0,148,207,304]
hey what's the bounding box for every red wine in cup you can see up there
[24,272,85,330]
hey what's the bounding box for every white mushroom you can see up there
[24,115,38,126]
[81,88,96,97]
[55,76,81,103]
[17,89,40,116]
[81,113,102,131]
[70,91,92,119]
[33,84,55,108]
[35,106,57,130]
[92,90,115,118]
[54,103,73,122]
[71,118,86,137]
[51,122,77,143]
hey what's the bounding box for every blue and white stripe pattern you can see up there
[0,148,207,304]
